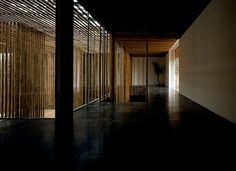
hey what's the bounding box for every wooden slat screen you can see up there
[0,22,51,118]
[0,1,112,117]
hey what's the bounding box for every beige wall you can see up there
[179,0,236,123]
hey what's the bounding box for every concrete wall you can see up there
[179,0,236,123]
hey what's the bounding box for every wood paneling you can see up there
[115,33,177,57]
[114,43,131,103]
[0,22,50,118]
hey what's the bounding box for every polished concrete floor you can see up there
[0,87,236,170]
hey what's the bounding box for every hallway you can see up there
[0,87,235,170]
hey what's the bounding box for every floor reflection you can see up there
[0,87,236,170]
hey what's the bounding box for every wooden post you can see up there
[109,33,115,101]
[145,22,149,109]
[0,22,3,118]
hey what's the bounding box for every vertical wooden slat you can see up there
[37,32,40,117]
[78,48,81,104]
[2,22,5,117]
[93,54,95,100]
[46,49,49,112]
[42,33,45,118]
[4,22,8,118]
[9,22,12,117]
[103,29,106,100]
[20,24,24,117]
[45,49,49,113]
[41,33,47,118]
[26,26,29,117]
[12,22,15,118]
[2,21,5,116]
[39,33,42,117]
[8,23,11,117]
[36,32,40,117]
[5,22,8,118]
[18,23,21,117]
[53,49,55,109]
[105,35,108,97]
[13,22,16,118]
[73,47,75,108]
[78,50,81,105]
[145,24,149,107]
[33,29,35,117]
[0,22,3,118]
[95,53,97,99]
[91,54,93,100]
[39,32,41,117]
[19,24,23,117]
[74,47,76,107]
[19,24,25,117]
[42,33,44,117]
[24,25,27,117]
[52,50,54,110]
[77,49,80,105]
[23,25,27,117]
[29,28,32,117]
[38,32,41,117]
[82,51,84,105]
[98,27,102,101]
[15,23,19,118]
[33,29,36,117]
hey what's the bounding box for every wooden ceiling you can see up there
[115,33,177,57]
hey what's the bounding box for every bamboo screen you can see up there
[0,1,111,118]
[0,22,53,118]
[73,9,111,109]
[45,35,55,117]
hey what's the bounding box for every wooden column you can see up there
[145,22,149,109]
[55,0,74,166]
[124,52,131,102]
[109,33,115,101]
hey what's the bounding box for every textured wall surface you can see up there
[179,0,236,123]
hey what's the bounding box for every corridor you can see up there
[0,87,235,170]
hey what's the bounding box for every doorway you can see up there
[168,40,179,91]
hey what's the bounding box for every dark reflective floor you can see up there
[0,87,236,170]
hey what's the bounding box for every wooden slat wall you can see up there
[0,22,57,118]
[0,22,111,117]
[45,35,55,112]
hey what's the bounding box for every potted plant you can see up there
[152,61,164,86]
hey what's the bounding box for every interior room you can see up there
[0,0,236,170]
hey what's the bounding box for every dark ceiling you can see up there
[80,0,211,36]
[79,0,211,56]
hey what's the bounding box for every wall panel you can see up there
[180,0,236,123]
